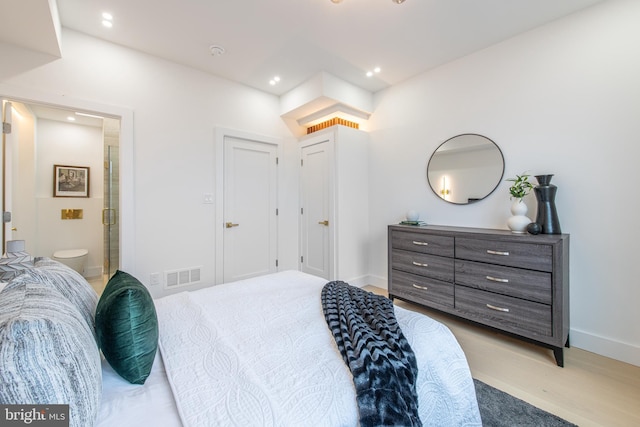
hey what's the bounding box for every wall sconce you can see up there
[440,176,450,200]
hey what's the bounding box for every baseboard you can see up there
[357,274,387,290]
[84,265,103,279]
[345,275,371,288]
[570,328,640,367]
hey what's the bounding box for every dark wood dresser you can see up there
[388,224,570,366]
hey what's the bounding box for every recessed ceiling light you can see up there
[366,67,381,77]
[102,12,113,28]
[67,116,76,122]
[269,75,281,86]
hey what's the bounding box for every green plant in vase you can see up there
[507,173,534,201]
[506,172,533,233]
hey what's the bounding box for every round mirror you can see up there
[427,134,504,204]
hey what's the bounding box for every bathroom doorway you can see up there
[1,98,120,288]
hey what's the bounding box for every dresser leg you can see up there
[553,347,564,367]
[565,335,570,348]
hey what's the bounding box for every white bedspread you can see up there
[154,271,481,427]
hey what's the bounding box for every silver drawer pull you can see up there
[412,284,428,290]
[486,303,510,313]
[412,240,429,246]
[412,261,429,267]
[487,249,510,256]
[486,275,509,283]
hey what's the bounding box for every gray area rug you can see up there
[474,379,578,427]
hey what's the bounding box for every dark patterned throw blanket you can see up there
[321,281,422,427]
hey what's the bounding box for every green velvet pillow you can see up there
[95,270,158,385]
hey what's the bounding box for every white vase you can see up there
[406,210,419,222]
[507,199,531,233]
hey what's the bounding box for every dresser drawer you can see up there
[455,286,552,336]
[392,250,454,282]
[390,269,454,309]
[391,230,454,257]
[455,260,551,304]
[455,237,553,272]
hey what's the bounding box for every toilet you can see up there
[53,249,88,275]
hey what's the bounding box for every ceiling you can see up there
[25,104,105,128]
[3,0,604,98]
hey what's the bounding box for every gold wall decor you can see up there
[306,117,359,134]
[61,209,83,220]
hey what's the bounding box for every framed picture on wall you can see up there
[54,165,90,198]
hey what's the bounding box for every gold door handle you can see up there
[226,222,239,228]
[102,209,116,225]
[318,220,329,226]
[11,227,17,231]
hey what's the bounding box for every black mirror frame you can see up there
[426,133,505,205]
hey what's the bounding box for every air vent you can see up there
[165,266,202,289]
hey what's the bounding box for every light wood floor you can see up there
[88,275,108,296]
[364,286,640,427]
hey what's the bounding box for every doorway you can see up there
[1,98,121,285]
[222,136,278,283]
[214,128,281,284]
[299,139,332,280]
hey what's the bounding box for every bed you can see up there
[0,261,481,427]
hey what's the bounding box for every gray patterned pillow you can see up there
[0,281,101,427]
[27,258,98,333]
[0,251,34,281]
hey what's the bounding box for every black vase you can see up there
[534,174,561,234]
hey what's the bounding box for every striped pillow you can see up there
[0,281,101,427]
[7,259,98,336]
[37,258,98,331]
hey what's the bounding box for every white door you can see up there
[223,137,278,283]
[300,139,332,279]
[1,100,14,248]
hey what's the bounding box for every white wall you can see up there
[368,0,640,366]
[1,28,297,297]
[35,119,103,275]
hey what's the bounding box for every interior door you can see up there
[223,136,278,283]
[300,139,331,279]
[1,100,13,250]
